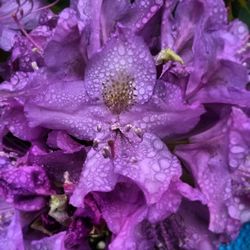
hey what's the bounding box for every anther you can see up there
[110,122,120,131]
[102,146,111,158]
[96,124,102,132]
[31,61,39,71]
[125,124,133,132]
[130,157,137,163]
[134,127,143,138]
[93,139,99,149]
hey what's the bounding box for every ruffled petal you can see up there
[189,60,250,107]
[115,0,164,32]
[25,103,111,140]
[114,133,182,204]
[175,109,248,236]
[93,181,145,234]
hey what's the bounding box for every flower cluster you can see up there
[0,0,250,249]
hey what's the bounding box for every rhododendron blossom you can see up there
[0,0,249,249]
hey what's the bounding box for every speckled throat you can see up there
[102,72,136,114]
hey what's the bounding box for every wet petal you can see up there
[115,0,164,32]
[27,145,86,187]
[70,148,118,207]
[25,102,111,140]
[123,81,204,137]
[175,111,244,236]
[114,133,182,204]
[2,106,44,141]
[84,31,156,106]
[0,165,53,211]
[189,60,250,107]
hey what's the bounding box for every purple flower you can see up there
[0,0,249,248]
[22,30,203,209]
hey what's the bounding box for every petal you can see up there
[72,0,103,57]
[2,106,44,141]
[84,31,156,104]
[0,28,16,51]
[46,130,83,153]
[114,133,182,204]
[0,208,24,250]
[26,79,89,112]
[178,200,218,250]
[93,181,145,234]
[108,207,148,250]
[189,60,250,107]
[70,148,118,207]
[0,165,53,211]
[25,103,111,140]
[114,0,163,32]
[27,145,86,187]
[175,113,242,236]
[146,181,182,222]
[44,8,86,80]
[122,81,204,138]
[161,0,204,53]
[27,232,66,250]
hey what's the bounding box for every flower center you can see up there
[102,72,136,114]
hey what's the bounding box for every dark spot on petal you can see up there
[246,82,250,91]
[31,171,43,186]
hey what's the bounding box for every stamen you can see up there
[12,13,43,52]
[0,0,60,21]
[96,124,102,132]
[125,124,133,132]
[31,61,39,71]
[102,146,111,158]
[0,0,29,20]
[134,127,143,138]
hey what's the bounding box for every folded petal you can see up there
[175,108,250,237]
